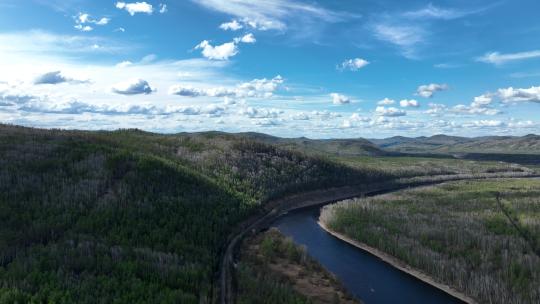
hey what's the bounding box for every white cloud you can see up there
[196,33,256,61]
[95,18,110,25]
[74,25,93,32]
[498,86,540,103]
[416,83,448,98]
[471,94,493,108]
[330,93,350,105]
[341,119,352,128]
[464,120,505,128]
[350,113,371,122]
[399,99,419,108]
[111,79,154,95]
[220,20,243,31]
[373,23,426,58]
[191,0,347,31]
[74,12,110,31]
[195,40,238,60]
[291,112,310,120]
[78,13,91,24]
[234,33,256,44]
[338,58,369,71]
[477,50,540,65]
[239,107,283,119]
[237,75,283,97]
[116,61,133,68]
[425,103,447,115]
[403,4,474,20]
[169,75,283,99]
[377,98,395,105]
[452,104,501,116]
[34,71,88,85]
[375,106,406,117]
[116,2,153,16]
[159,3,167,14]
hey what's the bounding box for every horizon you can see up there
[1,0,540,138]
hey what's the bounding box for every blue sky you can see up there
[0,0,540,138]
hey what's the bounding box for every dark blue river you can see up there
[272,207,464,304]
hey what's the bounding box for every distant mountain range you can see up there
[202,132,540,156]
[369,134,540,154]
[187,131,389,157]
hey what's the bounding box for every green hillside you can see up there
[0,124,387,303]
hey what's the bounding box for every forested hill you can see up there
[369,134,540,154]
[0,124,389,303]
[184,131,388,157]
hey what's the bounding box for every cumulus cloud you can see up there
[196,34,256,60]
[234,33,256,44]
[170,75,283,99]
[330,93,350,105]
[195,40,238,60]
[399,99,420,107]
[116,2,153,16]
[74,25,93,32]
[239,107,283,119]
[425,103,447,115]
[498,86,540,103]
[111,79,154,95]
[452,104,501,116]
[338,58,369,71]
[471,94,493,108]
[375,106,406,117]
[377,98,395,105]
[220,20,243,31]
[34,71,89,85]
[74,13,110,32]
[477,50,540,65]
[464,120,505,128]
[416,83,448,98]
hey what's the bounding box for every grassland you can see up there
[320,179,540,304]
[236,228,359,304]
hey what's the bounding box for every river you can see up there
[272,206,464,304]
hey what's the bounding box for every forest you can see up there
[0,124,388,303]
[320,179,540,304]
[0,123,538,303]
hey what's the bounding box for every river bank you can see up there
[318,220,477,304]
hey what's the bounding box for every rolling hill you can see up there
[370,134,540,154]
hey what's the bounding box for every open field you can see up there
[321,179,540,304]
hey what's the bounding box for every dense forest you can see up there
[321,179,540,304]
[0,124,538,303]
[0,124,388,303]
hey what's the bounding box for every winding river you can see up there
[272,206,464,304]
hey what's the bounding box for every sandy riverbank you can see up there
[317,221,477,304]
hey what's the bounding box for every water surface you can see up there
[272,207,464,304]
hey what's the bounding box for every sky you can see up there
[1,0,540,138]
